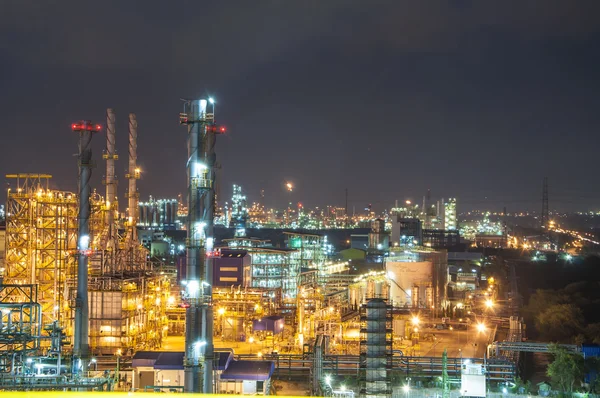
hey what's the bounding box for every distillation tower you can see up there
[72,120,101,374]
[229,184,248,237]
[180,98,226,393]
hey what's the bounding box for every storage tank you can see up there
[367,279,375,299]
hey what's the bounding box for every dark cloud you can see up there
[1,1,600,212]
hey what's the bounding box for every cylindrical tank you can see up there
[367,280,375,299]
[172,201,178,224]
[140,204,148,226]
[412,286,419,308]
[349,286,358,308]
[381,282,390,301]
[426,287,433,308]
[166,200,173,226]
[150,204,157,226]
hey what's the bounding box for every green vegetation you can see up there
[547,345,585,394]
[520,256,600,344]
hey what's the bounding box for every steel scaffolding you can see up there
[4,174,78,327]
[0,283,41,373]
[88,274,169,356]
[359,298,392,398]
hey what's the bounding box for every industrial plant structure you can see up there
[0,110,169,389]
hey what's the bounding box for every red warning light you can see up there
[206,124,227,134]
[71,121,101,132]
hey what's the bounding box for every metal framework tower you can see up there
[72,120,101,375]
[541,177,549,229]
[4,174,78,326]
[229,184,248,237]
[359,298,392,398]
[180,98,226,393]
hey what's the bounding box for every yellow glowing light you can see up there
[218,308,225,315]
[485,299,494,309]
[477,323,486,333]
[411,316,420,325]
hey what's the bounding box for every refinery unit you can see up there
[0,98,521,396]
[0,110,169,390]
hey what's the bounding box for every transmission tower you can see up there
[541,177,549,229]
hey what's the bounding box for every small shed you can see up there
[252,315,285,335]
[131,351,183,392]
[220,360,275,395]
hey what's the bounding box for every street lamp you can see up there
[485,299,494,309]
[411,316,419,326]
[477,323,486,333]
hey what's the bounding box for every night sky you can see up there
[2,1,600,212]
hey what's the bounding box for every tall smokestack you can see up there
[71,120,101,375]
[127,113,139,242]
[182,99,220,393]
[105,109,117,243]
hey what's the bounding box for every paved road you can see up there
[161,325,491,359]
